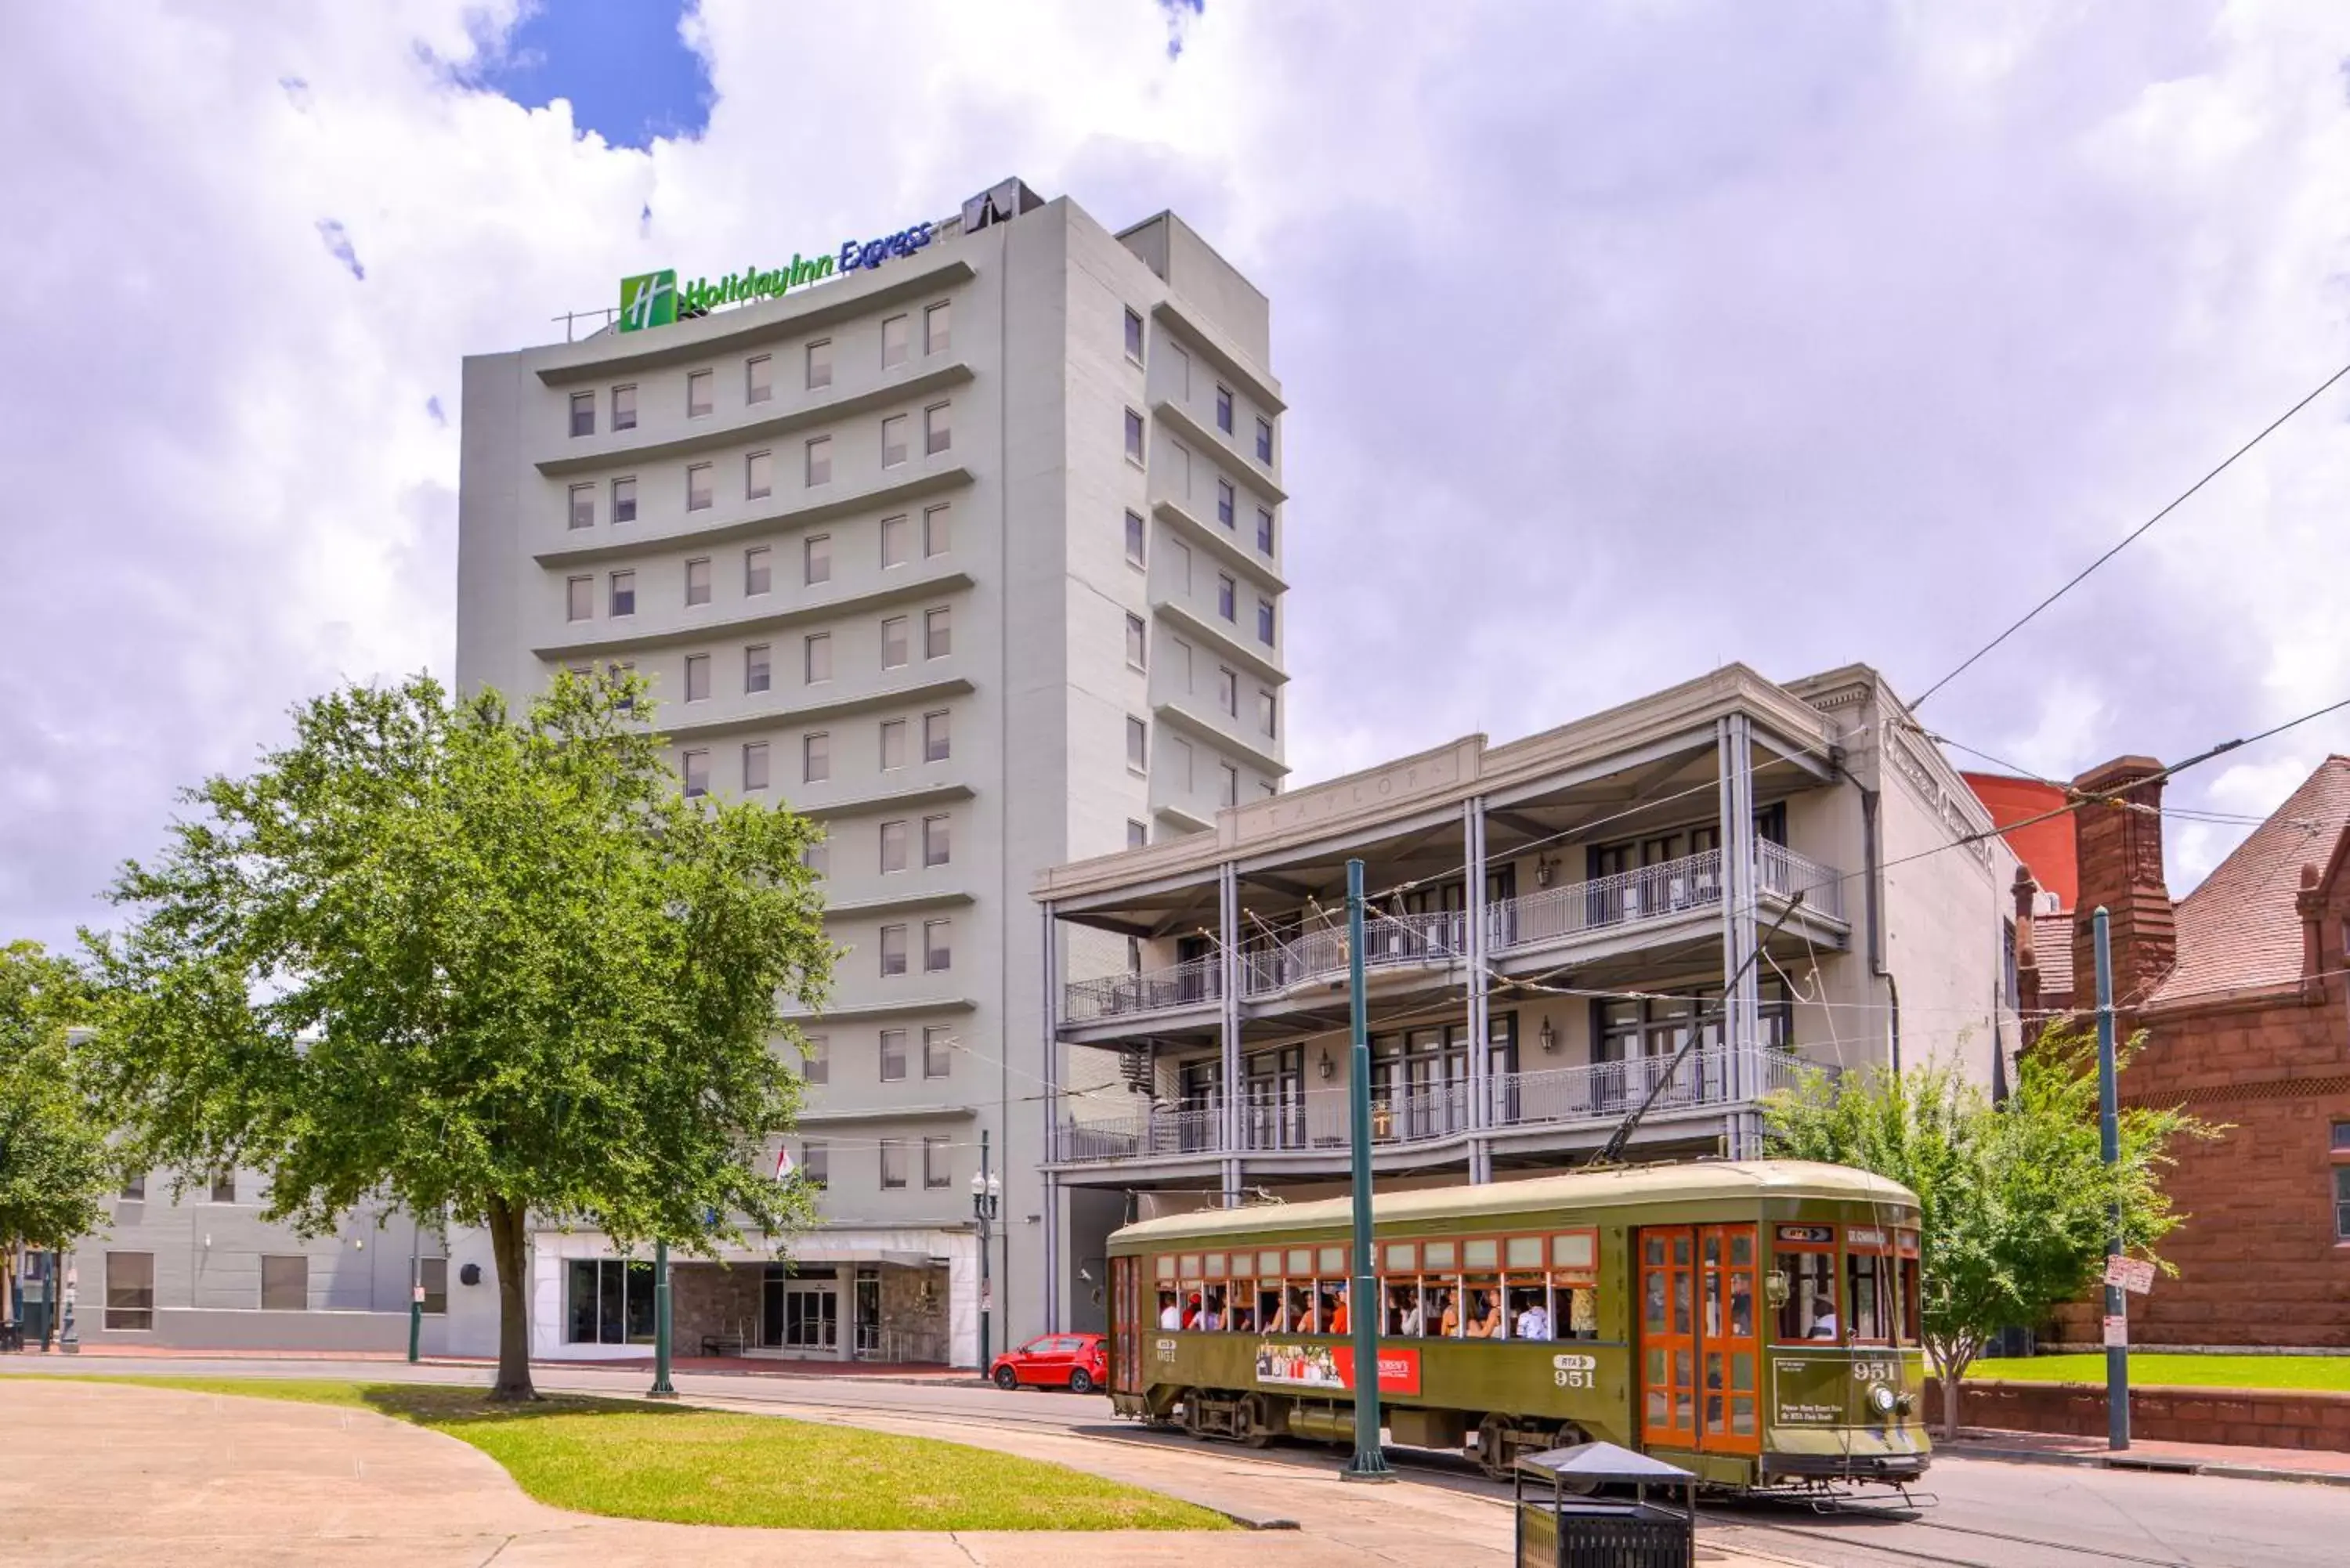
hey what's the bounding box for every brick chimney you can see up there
[2012,865,2044,1039]
[2070,756,2175,1007]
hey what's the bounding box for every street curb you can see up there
[1954,1441,2350,1488]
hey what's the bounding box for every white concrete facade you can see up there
[454,181,1287,1364]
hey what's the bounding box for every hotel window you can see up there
[923,710,950,762]
[1124,509,1146,567]
[1127,819,1148,850]
[260,1255,308,1312]
[569,391,595,437]
[1123,306,1144,363]
[880,1028,908,1081]
[1257,598,1275,645]
[744,545,772,595]
[1256,508,1274,555]
[924,607,952,659]
[1215,384,1234,434]
[566,1259,655,1345]
[1124,408,1145,463]
[924,504,952,557]
[806,338,832,389]
[1217,479,1235,527]
[924,1026,953,1079]
[880,1139,907,1189]
[743,740,770,791]
[924,301,951,356]
[420,1258,449,1316]
[803,731,830,782]
[804,533,831,586]
[804,632,832,684]
[801,1140,828,1186]
[687,369,714,418]
[1218,667,1238,717]
[882,414,909,468]
[105,1252,154,1331]
[879,923,908,976]
[924,401,952,455]
[1126,613,1147,670]
[211,1172,236,1202]
[802,841,826,880]
[880,718,907,771]
[1258,688,1278,738]
[568,483,595,529]
[801,1033,828,1086]
[683,654,711,703]
[566,576,592,622]
[747,449,772,500]
[686,462,712,511]
[613,475,637,523]
[1217,574,1236,621]
[684,557,711,606]
[121,1172,146,1199]
[609,661,636,710]
[880,819,909,873]
[924,1136,951,1188]
[880,514,910,569]
[881,616,909,669]
[924,918,953,972]
[923,814,950,867]
[609,571,636,617]
[1256,417,1274,464]
[1126,716,1148,772]
[744,643,771,693]
[1220,764,1239,809]
[805,434,832,486]
[746,353,773,404]
[611,384,636,432]
[881,313,909,368]
[681,749,709,797]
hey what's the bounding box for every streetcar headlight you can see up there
[1867,1383,1898,1417]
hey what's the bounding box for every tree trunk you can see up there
[485,1196,537,1401]
[1935,1345,1972,1443]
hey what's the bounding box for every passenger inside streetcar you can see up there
[1387,1283,1421,1335]
[1326,1284,1349,1335]
[1510,1287,1550,1341]
[1159,1289,1182,1329]
[1435,1288,1461,1337]
[1259,1285,1285,1331]
[1199,1287,1225,1331]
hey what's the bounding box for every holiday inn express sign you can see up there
[620,219,937,333]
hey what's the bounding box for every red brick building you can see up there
[2001,756,2350,1348]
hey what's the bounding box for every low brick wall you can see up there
[1931,1377,2350,1452]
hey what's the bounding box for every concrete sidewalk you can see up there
[0,1379,1804,1566]
[1947,1425,2350,1487]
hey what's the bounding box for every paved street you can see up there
[5,1357,2343,1566]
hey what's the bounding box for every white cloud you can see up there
[5,0,2350,949]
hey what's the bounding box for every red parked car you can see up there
[989,1331,1108,1393]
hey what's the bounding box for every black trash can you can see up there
[1513,1440,1696,1568]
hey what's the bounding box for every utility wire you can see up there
[1912,357,2350,710]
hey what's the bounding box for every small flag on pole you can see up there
[775,1144,794,1179]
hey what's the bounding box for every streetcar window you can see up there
[1156,1289,1180,1328]
[1257,1284,1284,1332]
[1205,1252,1227,1279]
[1847,1248,1891,1345]
[1463,1237,1500,1270]
[1384,1241,1416,1272]
[1180,1254,1202,1278]
[1507,1283,1550,1340]
[1555,1284,1599,1340]
[1227,1291,1256,1334]
[1202,1285,1227,1330]
[1288,1248,1314,1275]
[1180,1282,1204,1329]
[1506,1236,1544,1270]
[1230,1250,1254,1280]
[1260,1250,1283,1277]
[1551,1229,1597,1284]
[1896,1230,1922,1343]
[1777,1251,1839,1342]
[1155,1255,1176,1284]
[1426,1280,1461,1337]
[1423,1240,1457,1270]
[1386,1280,1423,1335]
[1318,1245,1346,1275]
[1462,1277,1503,1338]
[1287,1284,1314,1333]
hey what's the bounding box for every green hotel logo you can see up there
[619,269,678,333]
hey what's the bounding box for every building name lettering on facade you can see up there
[618,220,938,333]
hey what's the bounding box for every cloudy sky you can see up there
[5,0,2349,952]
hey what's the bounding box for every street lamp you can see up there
[970,1133,1000,1372]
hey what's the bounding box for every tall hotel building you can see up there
[456,181,1289,1364]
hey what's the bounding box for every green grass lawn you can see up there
[47,1376,1229,1532]
[1970,1354,2350,1393]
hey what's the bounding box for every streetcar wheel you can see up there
[1180,1388,1208,1438]
[1476,1416,1516,1482]
[992,1365,1021,1391]
[1238,1393,1275,1448]
[1068,1367,1095,1396]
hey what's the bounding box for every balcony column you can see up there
[1464,796,1492,1184]
[1218,861,1243,1202]
[1041,902,1062,1332]
[1716,714,1763,1158]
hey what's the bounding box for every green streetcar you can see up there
[1104,1159,1929,1492]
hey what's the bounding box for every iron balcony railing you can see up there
[1046,1048,1836,1166]
[1064,954,1223,1024]
[1491,844,1845,955]
[1239,909,1469,999]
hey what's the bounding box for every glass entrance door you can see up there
[784,1284,837,1350]
[1639,1227,1698,1451]
[852,1267,880,1357]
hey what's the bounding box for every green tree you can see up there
[1763,1028,2214,1439]
[84,671,831,1399]
[0,942,118,1321]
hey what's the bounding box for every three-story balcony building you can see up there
[1029,663,2020,1334]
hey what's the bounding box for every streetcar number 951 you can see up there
[1851,1360,1900,1383]
[1553,1352,1596,1389]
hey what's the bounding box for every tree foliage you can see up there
[84,671,832,1396]
[1763,1026,2217,1438]
[0,942,117,1277]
